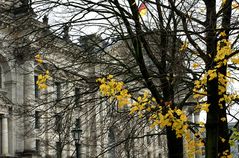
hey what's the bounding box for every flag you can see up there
[138,2,147,16]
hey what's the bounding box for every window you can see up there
[157,135,161,146]
[56,141,62,158]
[147,132,150,145]
[55,113,62,132]
[35,111,40,129]
[75,118,80,128]
[36,139,40,153]
[55,82,61,101]
[75,87,80,107]
[34,76,39,98]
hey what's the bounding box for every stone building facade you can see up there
[0,1,77,157]
[0,1,169,158]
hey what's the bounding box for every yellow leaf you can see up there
[107,74,113,79]
[180,114,187,122]
[221,117,227,122]
[192,63,199,69]
[179,41,188,53]
[220,137,226,143]
[208,69,217,81]
[35,54,40,58]
[152,97,156,102]
[196,141,204,147]
[38,74,43,80]
[36,59,43,64]
[201,103,210,112]
[35,54,43,64]
[176,109,182,116]
[220,31,227,37]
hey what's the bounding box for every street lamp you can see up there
[71,122,82,158]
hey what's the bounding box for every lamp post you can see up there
[71,121,82,158]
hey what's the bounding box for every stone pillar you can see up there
[194,112,201,158]
[194,112,200,124]
[44,112,49,157]
[2,116,8,155]
[23,61,35,154]
[8,113,16,155]
[184,107,195,158]
[89,66,97,158]
[187,107,194,123]
[23,121,35,152]
[23,61,35,102]
[4,80,17,104]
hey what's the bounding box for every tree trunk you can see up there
[204,0,220,157]
[205,0,232,157]
[166,127,183,158]
[218,0,232,156]
[206,78,219,158]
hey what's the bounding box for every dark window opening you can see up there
[55,113,62,132]
[56,141,62,158]
[34,76,39,98]
[158,135,161,146]
[55,82,61,101]
[147,132,150,145]
[35,111,40,129]
[36,139,40,153]
[75,118,80,128]
[75,87,80,107]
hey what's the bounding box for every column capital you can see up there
[0,113,10,118]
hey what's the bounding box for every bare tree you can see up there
[2,0,239,158]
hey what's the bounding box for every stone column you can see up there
[194,112,200,124]
[23,61,35,153]
[184,107,195,158]
[44,112,49,157]
[23,121,35,152]
[89,66,97,158]
[194,112,201,158]
[2,116,8,155]
[8,113,16,155]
